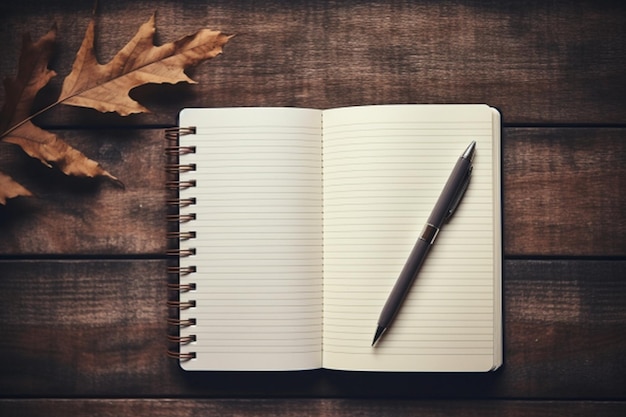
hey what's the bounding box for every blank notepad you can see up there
[172,104,501,372]
[321,105,500,371]
[178,108,324,371]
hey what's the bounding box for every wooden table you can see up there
[1,0,625,415]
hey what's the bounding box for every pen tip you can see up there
[463,140,477,161]
[372,326,385,346]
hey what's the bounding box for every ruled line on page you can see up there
[320,105,498,371]
[178,108,324,371]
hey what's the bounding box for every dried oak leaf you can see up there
[1,14,231,205]
[0,29,56,205]
[0,25,120,203]
[0,28,56,134]
[0,171,33,204]
[60,14,232,115]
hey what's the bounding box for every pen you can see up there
[372,140,476,346]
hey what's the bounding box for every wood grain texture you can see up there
[503,128,626,257]
[0,129,167,255]
[502,260,626,398]
[1,0,625,126]
[0,260,624,398]
[2,128,624,256]
[1,0,625,414]
[0,399,625,417]
[0,260,170,395]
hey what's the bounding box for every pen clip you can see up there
[445,166,472,221]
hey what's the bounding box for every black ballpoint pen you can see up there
[372,140,476,346]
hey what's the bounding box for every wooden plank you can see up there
[2,127,625,256]
[504,128,626,257]
[0,260,171,395]
[1,0,625,125]
[1,1,624,415]
[0,129,167,255]
[501,259,626,398]
[0,399,625,417]
[0,259,624,398]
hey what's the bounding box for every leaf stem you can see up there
[0,99,62,139]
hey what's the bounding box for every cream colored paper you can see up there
[176,105,501,372]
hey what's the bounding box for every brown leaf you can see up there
[3,121,121,184]
[1,14,230,198]
[0,27,57,134]
[0,171,33,205]
[60,14,232,115]
[0,27,120,184]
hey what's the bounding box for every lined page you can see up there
[321,105,501,371]
[177,108,324,371]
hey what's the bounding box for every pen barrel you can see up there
[376,153,472,331]
[377,238,431,328]
[427,156,472,227]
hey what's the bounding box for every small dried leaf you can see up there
[0,27,57,134]
[1,13,230,205]
[0,171,33,205]
[0,26,119,184]
[60,14,232,115]
[3,120,120,183]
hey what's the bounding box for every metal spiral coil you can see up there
[165,126,198,362]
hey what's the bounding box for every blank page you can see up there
[321,105,501,371]
[177,108,324,371]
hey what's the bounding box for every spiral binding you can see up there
[165,126,198,361]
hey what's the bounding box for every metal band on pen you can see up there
[419,223,440,245]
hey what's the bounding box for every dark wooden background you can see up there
[1,0,625,415]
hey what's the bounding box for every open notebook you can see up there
[167,104,502,372]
